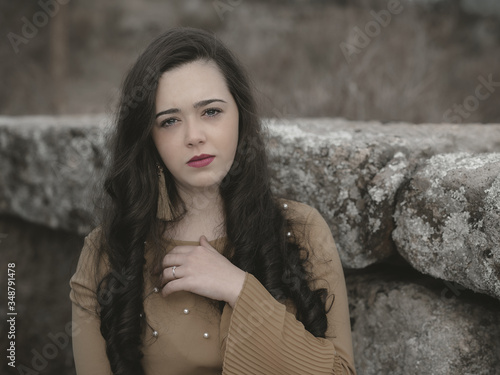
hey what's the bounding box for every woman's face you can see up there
[152,60,239,197]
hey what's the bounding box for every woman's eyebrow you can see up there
[155,98,227,118]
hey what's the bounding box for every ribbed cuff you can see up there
[222,273,338,375]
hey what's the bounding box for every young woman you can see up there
[70,26,356,375]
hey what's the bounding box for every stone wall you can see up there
[1,115,499,375]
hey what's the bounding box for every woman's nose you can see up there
[184,118,206,146]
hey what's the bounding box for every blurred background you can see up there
[1,0,500,123]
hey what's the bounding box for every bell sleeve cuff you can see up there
[221,272,344,374]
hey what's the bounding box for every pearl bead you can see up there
[283,203,288,209]
[152,330,159,338]
[183,308,190,315]
[286,231,291,237]
[203,332,210,339]
[153,287,159,293]
[139,313,143,318]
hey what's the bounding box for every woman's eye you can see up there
[161,118,178,127]
[204,108,221,117]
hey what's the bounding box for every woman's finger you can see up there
[162,252,187,268]
[199,235,217,252]
[161,278,185,297]
[168,246,192,254]
[199,235,210,248]
[160,265,182,285]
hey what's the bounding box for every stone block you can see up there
[347,270,500,375]
[393,152,500,299]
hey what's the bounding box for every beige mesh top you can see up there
[69,199,356,374]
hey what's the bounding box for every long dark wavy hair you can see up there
[93,26,331,375]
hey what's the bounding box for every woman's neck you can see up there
[178,185,223,217]
[169,185,225,241]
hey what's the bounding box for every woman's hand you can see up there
[159,235,246,308]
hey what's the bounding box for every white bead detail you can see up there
[203,332,210,339]
[152,330,159,338]
[139,313,143,318]
[286,231,291,237]
[183,308,190,314]
[153,287,159,293]
[283,203,288,209]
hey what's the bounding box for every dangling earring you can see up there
[156,163,175,221]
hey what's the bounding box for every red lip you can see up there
[188,154,214,163]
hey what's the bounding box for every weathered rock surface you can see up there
[347,270,500,375]
[0,115,109,236]
[266,118,500,268]
[393,152,500,300]
[1,116,500,269]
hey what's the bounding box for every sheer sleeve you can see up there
[219,205,356,375]
[69,227,113,375]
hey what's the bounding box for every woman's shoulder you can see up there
[73,225,109,281]
[276,197,319,222]
[70,225,109,310]
[277,198,334,246]
[85,225,105,248]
